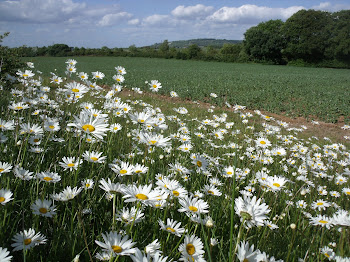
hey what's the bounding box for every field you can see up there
[27,56,350,124]
[0,58,350,261]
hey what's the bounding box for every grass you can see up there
[0,59,349,261]
[26,56,350,123]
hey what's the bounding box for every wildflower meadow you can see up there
[0,59,349,262]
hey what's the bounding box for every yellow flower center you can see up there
[90,157,98,161]
[0,168,4,172]
[135,193,148,200]
[15,106,23,110]
[54,79,59,82]
[120,170,127,174]
[153,84,157,88]
[173,190,180,197]
[72,88,79,93]
[39,208,48,214]
[43,177,53,181]
[135,170,142,173]
[24,238,32,245]
[67,163,75,167]
[86,183,90,188]
[316,202,324,206]
[208,190,214,194]
[260,141,266,145]
[227,171,232,175]
[34,139,40,142]
[197,161,202,167]
[116,79,120,82]
[81,75,85,79]
[0,197,5,203]
[319,220,328,224]
[82,124,95,132]
[346,191,350,195]
[188,206,198,212]
[273,183,280,187]
[166,227,175,233]
[112,245,123,253]
[149,140,157,145]
[49,125,55,129]
[23,74,28,77]
[186,243,195,255]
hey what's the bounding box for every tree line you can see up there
[5,9,350,68]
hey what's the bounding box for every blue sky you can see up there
[1,0,349,48]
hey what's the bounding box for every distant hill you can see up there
[148,38,242,49]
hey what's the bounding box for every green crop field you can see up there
[26,56,350,124]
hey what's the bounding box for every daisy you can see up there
[77,72,88,81]
[31,199,56,218]
[266,176,289,192]
[178,235,205,262]
[82,151,106,163]
[178,196,209,215]
[66,65,76,74]
[170,91,178,97]
[235,195,270,228]
[192,154,208,171]
[255,137,272,148]
[50,75,63,84]
[19,123,43,136]
[9,102,30,111]
[309,215,333,229]
[92,71,105,80]
[65,81,89,97]
[203,185,222,196]
[115,66,126,75]
[110,123,122,133]
[13,166,34,181]
[122,184,159,205]
[16,69,35,79]
[342,187,350,196]
[133,163,149,174]
[11,228,47,251]
[44,120,60,132]
[81,179,94,190]
[0,161,12,176]
[51,186,82,201]
[36,171,61,183]
[0,247,12,262]
[113,74,125,83]
[68,110,109,140]
[109,161,134,176]
[222,166,235,178]
[149,80,162,92]
[311,199,331,211]
[0,119,15,131]
[159,218,186,237]
[59,156,83,171]
[116,207,144,225]
[66,59,77,66]
[95,232,137,256]
[0,189,13,205]
[236,241,259,262]
[145,239,162,257]
[99,178,124,194]
[296,200,307,209]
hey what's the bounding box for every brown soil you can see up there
[116,88,350,145]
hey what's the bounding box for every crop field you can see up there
[26,56,350,124]
[0,58,350,262]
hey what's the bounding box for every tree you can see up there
[220,43,242,62]
[325,10,350,63]
[243,19,286,64]
[47,44,72,56]
[282,9,332,63]
[186,44,202,59]
[0,32,25,89]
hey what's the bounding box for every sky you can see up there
[1,0,350,48]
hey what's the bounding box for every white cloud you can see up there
[171,4,214,19]
[142,14,170,26]
[208,5,304,24]
[97,12,133,27]
[0,0,85,23]
[128,19,140,25]
[312,2,350,12]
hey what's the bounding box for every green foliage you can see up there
[47,44,72,57]
[28,56,350,123]
[244,20,287,64]
[0,32,26,89]
[283,10,332,63]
